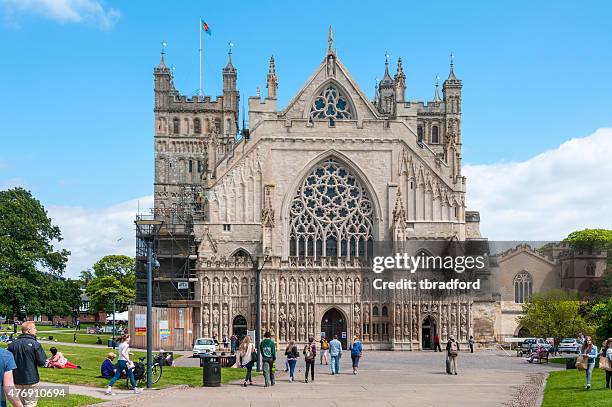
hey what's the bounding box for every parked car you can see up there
[557,338,581,354]
[520,338,552,353]
[192,337,217,357]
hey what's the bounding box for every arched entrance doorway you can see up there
[421,316,437,350]
[232,315,247,342]
[517,326,530,338]
[321,308,347,349]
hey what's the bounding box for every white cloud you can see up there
[464,128,612,241]
[48,195,153,278]
[1,0,120,29]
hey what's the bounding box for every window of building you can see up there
[188,160,193,173]
[586,262,596,276]
[514,271,532,303]
[381,306,388,316]
[289,158,373,259]
[309,83,354,126]
[417,125,423,143]
[431,125,439,143]
[214,118,221,133]
[173,117,180,134]
[223,224,231,232]
[373,306,379,316]
[194,118,201,134]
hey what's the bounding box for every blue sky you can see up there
[1,0,610,208]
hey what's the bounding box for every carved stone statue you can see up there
[335,278,343,295]
[354,303,361,323]
[317,278,323,295]
[279,305,286,323]
[203,278,210,296]
[299,278,305,295]
[270,305,276,322]
[326,278,333,295]
[346,278,353,296]
[241,278,248,296]
[355,278,360,296]
[222,279,229,295]
[213,279,220,295]
[231,279,238,295]
[213,306,219,325]
[280,278,286,296]
[299,304,305,321]
[262,304,267,322]
[289,278,296,295]
[203,307,210,324]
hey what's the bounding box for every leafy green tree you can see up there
[78,269,94,286]
[0,188,70,318]
[37,276,82,320]
[86,255,136,313]
[564,228,612,251]
[588,300,612,343]
[517,289,593,339]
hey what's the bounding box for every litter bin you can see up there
[565,357,576,370]
[107,339,116,348]
[200,355,221,387]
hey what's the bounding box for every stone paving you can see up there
[109,351,561,407]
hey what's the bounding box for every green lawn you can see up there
[32,326,114,346]
[37,395,104,406]
[542,368,611,407]
[2,343,250,389]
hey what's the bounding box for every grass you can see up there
[36,394,104,406]
[542,368,611,407]
[2,343,251,389]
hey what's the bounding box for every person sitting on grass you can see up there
[101,352,116,379]
[46,347,81,369]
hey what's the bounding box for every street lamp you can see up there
[135,217,163,389]
[253,251,271,372]
[109,290,118,349]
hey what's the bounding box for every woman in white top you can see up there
[106,335,141,395]
[239,335,256,387]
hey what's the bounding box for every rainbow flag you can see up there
[201,20,212,36]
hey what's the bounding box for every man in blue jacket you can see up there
[329,335,342,375]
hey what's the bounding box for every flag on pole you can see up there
[201,20,212,35]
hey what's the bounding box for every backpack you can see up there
[449,341,458,356]
[322,340,329,350]
[261,341,274,360]
[304,344,315,361]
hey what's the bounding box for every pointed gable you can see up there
[280,53,380,122]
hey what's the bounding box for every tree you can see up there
[588,300,612,344]
[38,276,82,320]
[78,269,94,286]
[86,255,136,313]
[0,188,70,318]
[564,228,612,251]
[517,289,593,339]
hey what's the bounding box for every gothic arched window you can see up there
[381,306,388,317]
[309,83,353,126]
[173,117,180,134]
[431,125,439,143]
[373,306,379,316]
[514,271,532,304]
[194,118,201,134]
[289,158,373,259]
[417,125,423,143]
[586,262,596,276]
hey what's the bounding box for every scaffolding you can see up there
[135,184,207,307]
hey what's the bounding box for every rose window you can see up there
[289,159,373,258]
[309,84,353,126]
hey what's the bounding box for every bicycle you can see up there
[126,355,163,389]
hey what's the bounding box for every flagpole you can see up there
[199,17,202,97]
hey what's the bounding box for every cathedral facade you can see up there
[148,31,607,351]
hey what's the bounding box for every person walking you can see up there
[222,335,229,350]
[230,334,238,353]
[238,335,256,387]
[350,336,363,375]
[106,335,141,395]
[329,335,342,375]
[446,335,459,375]
[469,336,475,353]
[259,331,276,387]
[600,338,612,389]
[581,336,598,390]
[7,321,47,407]
[303,337,317,383]
[433,334,442,352]
[284,341,299,382]
[320,337,330,365]
[0,346,24,407]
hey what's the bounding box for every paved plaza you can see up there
[113,351,561,407]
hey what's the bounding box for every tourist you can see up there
[7,334,14,344]
[75,319,81,331]
[46,347,80,369]
[0,333,7,343]
[329,335,342,375]
[303,337,317,383]
[446,335,459,375]
[601,338,612,389]
[73,332,77,343]
[0,346,24,407]
[527,345,545,363]
[284,340,299,382]
[320,337,330,365]
[223,335,229,350]
[100,352,116,379]
[106,334,141,395]
[350,336,363,375]
[230,334,238,353]
[238,335,256,387]
[580,335,598,390]
[433,334,442,352]
[96,336,103,345]
[469,335,475,353]
[7,321,47,407]
[259,331,276,387]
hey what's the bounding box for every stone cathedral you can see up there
[149,30,607,351]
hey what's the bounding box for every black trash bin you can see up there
[201,355,221,387]
[565,357,576,369]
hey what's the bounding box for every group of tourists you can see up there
[579,335,612,390]
[236,332,364,387]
